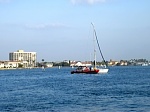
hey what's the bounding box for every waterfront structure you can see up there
[9,50,36,68]
[70,61,92,67]
[44,62,53,67]
[0,61,4,68]
[108,59,119,66]
[0,61,21,68]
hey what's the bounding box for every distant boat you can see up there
[58,66,61,69]
[42,66,45,70]
[71,23,109,74]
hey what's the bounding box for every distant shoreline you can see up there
[0,67,60,70]
[0,68,17,70]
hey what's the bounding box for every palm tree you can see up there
[42,59,44,62]
[41,59,45,67]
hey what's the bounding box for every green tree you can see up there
[18,63,23,68]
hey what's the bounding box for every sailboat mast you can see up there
[93,24,96,68]
[91,23,107,67]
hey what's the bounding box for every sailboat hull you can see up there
[98,68,109,74]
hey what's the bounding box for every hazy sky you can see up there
[0,0,150,62]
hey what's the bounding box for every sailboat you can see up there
[71,23,109,74]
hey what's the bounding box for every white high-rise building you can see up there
[9,50,37,68]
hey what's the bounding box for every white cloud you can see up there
[71,0,106,5]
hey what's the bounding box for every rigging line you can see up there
[91,23,108,67]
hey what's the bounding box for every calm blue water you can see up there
[0,66,150,112]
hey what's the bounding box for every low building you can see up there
[108,60,119,66]
[0,61,4,68]
[0,61,21,68]
[120,60,128,66]
[44,62,53,67]
[70,61,92,67]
